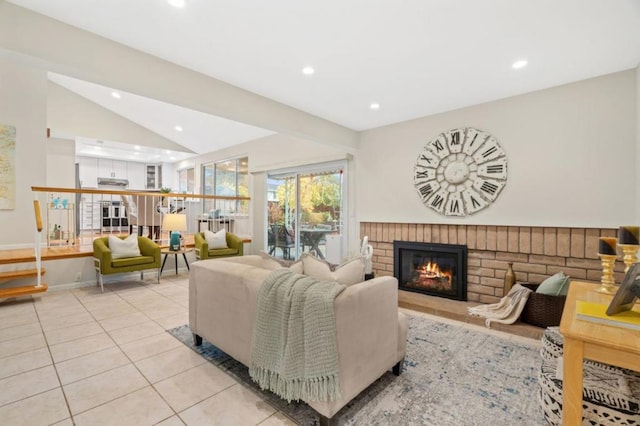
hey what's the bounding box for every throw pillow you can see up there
[289,259,303,274]
[536,272,571,296]
[204,229,228,249]
[108,235,141,259]
[259,251,292,270]
[301,253,365,286]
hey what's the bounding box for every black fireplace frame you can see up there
[393,241,468,301]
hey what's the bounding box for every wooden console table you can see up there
[559,280,640,424]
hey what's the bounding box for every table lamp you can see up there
[162,213,187,251]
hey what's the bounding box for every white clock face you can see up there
[414,127,508,216]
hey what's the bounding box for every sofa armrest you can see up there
[138,237,160,263]
[194,232,209,259]
[310,276,401,417]
[226,232,244,256]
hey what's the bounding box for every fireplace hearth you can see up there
[394,241,467,301]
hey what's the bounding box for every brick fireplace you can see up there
[361,223,625,304]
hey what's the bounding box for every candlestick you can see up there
[598,237,617,256]
[618,243,639,273]
[618,226,640,245]
[596,253,618,294]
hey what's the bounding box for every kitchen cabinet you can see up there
[80,201,101,230]
[127,162,146,190]
[146,164,162,190]
[98,159,127,179]
[79,157,98,188]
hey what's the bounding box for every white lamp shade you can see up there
[162,213,187,231]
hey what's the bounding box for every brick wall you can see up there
[360,223,626,304]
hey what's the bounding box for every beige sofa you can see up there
[189,255,407,424]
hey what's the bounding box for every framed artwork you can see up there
[607,262,640,315]
[0,124,16,210]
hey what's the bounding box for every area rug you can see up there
[168,314,544,425]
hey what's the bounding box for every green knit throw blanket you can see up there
[249,268,346,403]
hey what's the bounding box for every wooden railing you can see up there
[31,186,251,248]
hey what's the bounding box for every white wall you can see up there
[172,133,352,253]
[48,82,186,152]
[46,138,75,188]
[357,70,637,228]
[0,53,48,247]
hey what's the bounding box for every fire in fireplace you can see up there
[394,241,467,301]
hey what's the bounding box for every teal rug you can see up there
[168,315,544,425]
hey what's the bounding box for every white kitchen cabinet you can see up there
[127,162,146,190]
[80,201,101,230]
[79,157,98,188]
[98,159,128,179]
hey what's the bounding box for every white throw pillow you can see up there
[259,251,291,270]
[204,229,228,249]
[301,253,365,286]
[108,235,141,259]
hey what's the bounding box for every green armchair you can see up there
[194,231,244,260]
[93,236,161,292]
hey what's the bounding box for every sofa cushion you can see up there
[108,234,141,259]
[536,272,571,296]
[301,253,365,286]
[208,248,239,257]
[204,229,228,249]
[111,255,155,268]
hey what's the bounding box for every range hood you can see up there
[97,177,129,187]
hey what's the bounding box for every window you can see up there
[267,161,346,263]
[201,157,248,215]
[177,168,194,193]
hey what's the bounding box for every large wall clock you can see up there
[413,127,508,217]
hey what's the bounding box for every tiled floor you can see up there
[0,274,296,426]
[0,274,540,426]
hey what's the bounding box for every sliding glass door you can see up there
[267,162,345,262]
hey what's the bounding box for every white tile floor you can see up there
[0,274,296,426]
[0,275,540,426]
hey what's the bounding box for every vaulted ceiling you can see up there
[8,0,640,159]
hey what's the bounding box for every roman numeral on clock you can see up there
[419,183,435,198]
[486,164,504,174]
[432,140,444,152]
[419,154,433,164]
[470,195,481,209]
[431,194,444,209]
[482,146,497,158]
[480,181,498,195]
[415,170,430,179]
[450,199,460,213]
[450,131,460,145]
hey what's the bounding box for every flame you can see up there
[416,261,453,282]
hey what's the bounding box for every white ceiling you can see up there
[9,0,640,151]
[49,72,275,162]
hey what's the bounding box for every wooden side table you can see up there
[559,280,640,424]
[160,248,193,276]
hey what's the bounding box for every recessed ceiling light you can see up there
[167,0,185,8]
[174,125,183,132]
[512,60,528,69]
[170,157,176,161]
[302,66,315,75]
[94,146,101,150]
[111,91,121,99]
[165,150,171,154]
[134,145,140,150]
[370,102,380,110]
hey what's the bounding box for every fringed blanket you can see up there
[249,269,346,402]
[468,283,532,328]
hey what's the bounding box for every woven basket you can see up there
[520,283,567,328]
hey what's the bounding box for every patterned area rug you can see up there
[168,315,544,425]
